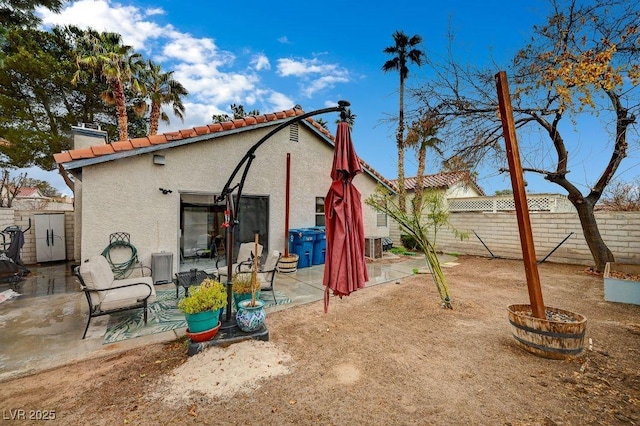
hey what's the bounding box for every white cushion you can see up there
[79,255,115,291]
[100,276,156,311]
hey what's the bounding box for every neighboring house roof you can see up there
[390,171,485,196]
[15,187,45,198]
[53,107,396,192]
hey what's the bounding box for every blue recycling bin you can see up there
[288,228,314,268]
[311,227,326,265]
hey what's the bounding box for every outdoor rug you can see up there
[260,290,293,308]
[103,290,186,344]
[103,290,293,344]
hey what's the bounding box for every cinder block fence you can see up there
[390,211,640,266]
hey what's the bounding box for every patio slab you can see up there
[0,253,453,381]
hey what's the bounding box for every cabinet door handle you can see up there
[50,229,54,246]
[46,229,50,246]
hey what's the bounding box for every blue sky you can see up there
[29,0,639,197]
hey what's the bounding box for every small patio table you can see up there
[174,268,214,298]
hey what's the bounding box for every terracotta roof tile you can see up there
[232,119,246,128]
[165,132,182,141]
[265,113,276,121]
[207,123,223,132]
[179,129,196,138]
[194,126,210,135]
[244,116,257,125]
[69,148,94,159]
[112,140,133,151]
[221,121,234,130]
[255,115,267,123]
[91,144,115,156]
[54,152,72,163]
[148,134,168,145]
[130,137,151,148]
[275,111,286,119]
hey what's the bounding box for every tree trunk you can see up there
[112,80,128,141]
[397,74,406,212]
[573,199,614,272]
[58,163,74,194]
[149,102,161,136]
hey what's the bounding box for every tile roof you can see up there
[53,107,396,191]
[13,187,46,198]
[390,171,485,196]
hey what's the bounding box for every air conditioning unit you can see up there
[364,237,383,259]
[151,252,173,284]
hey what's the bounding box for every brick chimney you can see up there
[71,123,108,150]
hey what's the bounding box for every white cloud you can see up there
[277,58,350,97]
[38,0,164,50]
[37,1,349,127]
[277,36,291,44]
[251,53,271,71]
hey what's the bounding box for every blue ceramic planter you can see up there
[235,299,266,332]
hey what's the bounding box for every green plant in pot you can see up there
[234,235,267,332]
[232,271,261,310]
[177,278,227,336]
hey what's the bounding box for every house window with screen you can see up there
[377,211,387,227]
[315,197,325,226]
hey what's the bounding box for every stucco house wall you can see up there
[60,115,390,273]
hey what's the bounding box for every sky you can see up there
[26,0,639,197]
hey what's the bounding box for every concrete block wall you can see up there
[0,208,75,265]
[391,211,640,266]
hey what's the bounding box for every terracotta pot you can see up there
[185,322,221,343]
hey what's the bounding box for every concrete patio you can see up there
[0,254,447,382]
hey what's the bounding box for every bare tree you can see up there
[601,178,640,211]
[0,169,26,207]
[413,0,639,271]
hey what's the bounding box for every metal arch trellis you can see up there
[215,101,351,325]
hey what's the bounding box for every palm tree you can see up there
[140,60,188,136]
[72,30,145,141]
[405,113,443,212]
[382,30,425,212]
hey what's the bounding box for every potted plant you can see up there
[232,272,261,310]
[177,278,227,341]
[234,235,266,332]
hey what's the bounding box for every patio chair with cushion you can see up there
[254,250,282,304]
[217,241,263,279]
[75,254,156,339]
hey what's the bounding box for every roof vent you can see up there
[289,123,299,143]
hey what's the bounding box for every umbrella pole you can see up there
[223,193,236,326]
[284,153,291,257]
[495,71,545,319]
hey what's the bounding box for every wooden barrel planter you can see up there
[277,254,299,274]
[507,304,587,360]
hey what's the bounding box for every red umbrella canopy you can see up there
[322,121,369,313]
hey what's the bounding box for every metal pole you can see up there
[285,153,291,257]
[538,232,574,264]
[473,230,499,259]
[495,71,546,319]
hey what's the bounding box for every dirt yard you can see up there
[1,255,639,425]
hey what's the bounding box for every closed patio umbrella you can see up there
[322,120,369,313]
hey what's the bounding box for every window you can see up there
[377,211,387,227]
[315,197,325,226]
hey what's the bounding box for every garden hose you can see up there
[101,240,139,279]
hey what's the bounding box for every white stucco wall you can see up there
[76,123,388,271]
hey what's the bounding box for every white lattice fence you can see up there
[448,194,574,213]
